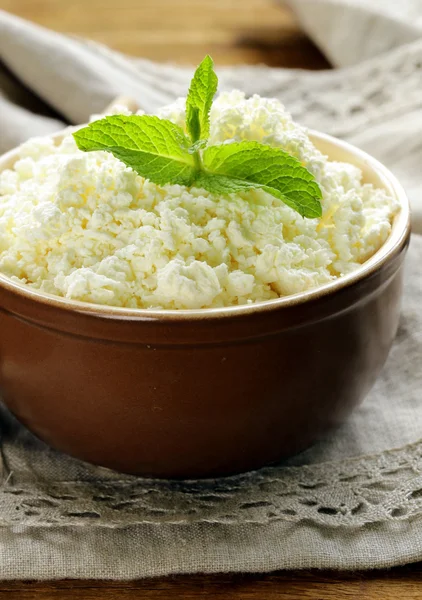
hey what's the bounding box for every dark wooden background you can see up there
[1,0,421,597]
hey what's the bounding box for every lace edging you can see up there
[1,440,421,529]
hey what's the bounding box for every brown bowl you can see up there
[0,130,411,478]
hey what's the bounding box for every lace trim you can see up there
[1,441,421,528]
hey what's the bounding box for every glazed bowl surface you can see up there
[0,130,411,478]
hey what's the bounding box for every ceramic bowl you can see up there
[0,130,411,478]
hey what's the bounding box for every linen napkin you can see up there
[0,1,421,579]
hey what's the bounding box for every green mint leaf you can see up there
[194,172,262,195]
[187,107,201,146]
[73,115,196,187]
[186,55,218,143]
[202,141,322,218]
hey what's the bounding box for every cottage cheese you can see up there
[0,92,399,309]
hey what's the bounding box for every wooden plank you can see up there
[2,0,330,68]
[0,564,421,599]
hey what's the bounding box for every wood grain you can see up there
[2,0,330,68]
[0,565,422,599]
[1,0,420,597]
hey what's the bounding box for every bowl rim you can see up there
[0,128,411,322]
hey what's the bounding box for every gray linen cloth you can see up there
[0,0,421,578]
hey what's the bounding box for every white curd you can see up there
[0,93,398,309]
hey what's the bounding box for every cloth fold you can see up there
[0,0,421,578]
[284,0,422,67]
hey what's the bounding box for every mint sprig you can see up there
[186,54,218,144]
[73,56,322,218]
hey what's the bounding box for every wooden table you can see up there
[3,0,329,69]
[0,566,421,599]
[1,0,421,597]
